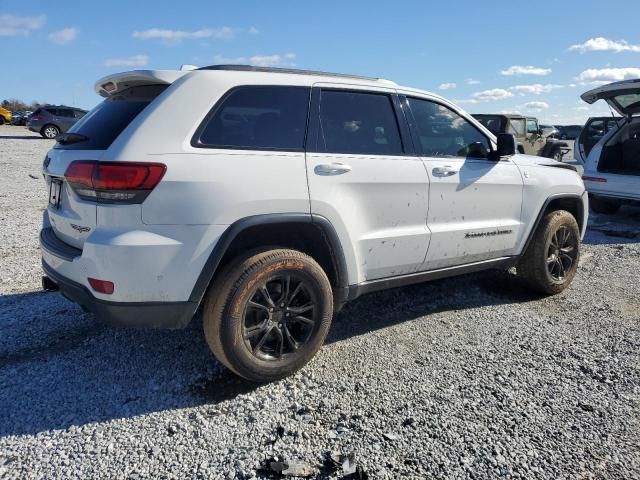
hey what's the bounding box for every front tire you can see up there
[203,248,333,382]
[517,210,580,295]
[552,149,563,162]
[41,124,59,139]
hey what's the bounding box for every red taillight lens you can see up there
[64,161,166,203]
[582,176,607,183]
[88,278,114,294]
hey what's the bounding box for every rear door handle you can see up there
[314,163,352,176]
[432,166,458,177]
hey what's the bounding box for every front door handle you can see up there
[314,163,352,176]
[432,166,458,177]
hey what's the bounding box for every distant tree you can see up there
[1,98,47,112]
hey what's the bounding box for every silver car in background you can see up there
[27,106,87,138]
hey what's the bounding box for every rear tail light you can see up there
[88,278,114,294]
[64,160,166,203]
[582,176,607,183]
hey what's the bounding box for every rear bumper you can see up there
[42,260,197,329]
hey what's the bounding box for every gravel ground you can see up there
[1,125,639,479]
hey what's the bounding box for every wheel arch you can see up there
[521,193,585,254]
[540,140,569,158]
[188,214,350,310]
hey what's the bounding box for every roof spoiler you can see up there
[94,70,187,97]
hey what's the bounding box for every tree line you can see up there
[1,99,47,112]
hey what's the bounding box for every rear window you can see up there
[193,86,311,150]
[54,85,167,150]
[317,90,403,155]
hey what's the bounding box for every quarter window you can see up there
[196,86,310,150]
[407,97,491,158]
[509,118,525,136]
[317,90,403,155]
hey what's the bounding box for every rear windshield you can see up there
[54,84,167,150]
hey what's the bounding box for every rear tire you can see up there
[203,248,333,382]
[590,196,621,214]
[0,117,5,125]
[517,210,580,295]
[41,124,59,139]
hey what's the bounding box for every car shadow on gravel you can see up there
[328,269,542,344]
[0,135,45,140]
[583,206,640,246]
[0,270,545,438]
[0,290,241,437]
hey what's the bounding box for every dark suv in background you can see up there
[27,106,87,138]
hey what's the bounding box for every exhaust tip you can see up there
[42,276,59,292]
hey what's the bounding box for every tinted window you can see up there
[474,115,503,135]
[58,109,75,117]
[45,108,57,116]
[54,84,167,150]
[587,120,606,138]
[197,86,310,150]
[408,97,491,158]
[73,110,86,119]
[318,90,403,155]
[526,119,539,133]
[509,118,525,136]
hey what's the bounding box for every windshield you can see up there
[54,84,168,150]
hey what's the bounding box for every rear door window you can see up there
[317,90,403,155]
[54,84,167,150]
[194,86,310,150]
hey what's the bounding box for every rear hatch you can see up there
[43,70,183,249]
[581,79,640,117]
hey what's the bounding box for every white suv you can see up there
[578,79,640,213]
[40,65,588,381]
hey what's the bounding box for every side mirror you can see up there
[538,128,545,136]
[496,133,517,157]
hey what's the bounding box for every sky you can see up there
[1,0,639,125]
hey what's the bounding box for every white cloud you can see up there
[438,82,456,90]
[522,101,549,111]
[498,109,522,115]
[212,53,296,67]
[133,27,236,42]
[0,14,45,36]
[103,54,149,67]
[248,26,259,35]
[466,78,480,85]
[569,37,640,53]
[472,88,513,101]
[576,67,640,83]
[500,65,551,76]
[48,27,77,45]
[509,84,563,95]
[453,99,479,105]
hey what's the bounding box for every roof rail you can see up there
[196,64,396,85]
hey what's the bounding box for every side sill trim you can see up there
[347,256,516,300]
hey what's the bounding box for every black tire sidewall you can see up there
[541,215,580,287]
[215,250,333,381]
